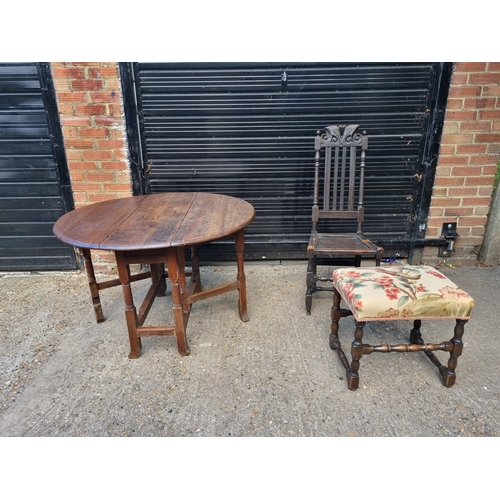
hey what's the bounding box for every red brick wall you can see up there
[51,62,132,271]
[423,62,500,266]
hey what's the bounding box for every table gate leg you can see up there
[190,246,202,293]
[177,247,190,314]
[81,247,104,323]
[116,251,141,359]
[150,263,167,297]
[166,247,190,356]
[235,229,249,322]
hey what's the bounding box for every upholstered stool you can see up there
[330,265,474,390]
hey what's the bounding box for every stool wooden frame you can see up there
[330,289,468,391]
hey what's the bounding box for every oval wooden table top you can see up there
[53,192,256,251]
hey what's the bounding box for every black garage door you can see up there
[120,62,452,260]
[0,63,76,271]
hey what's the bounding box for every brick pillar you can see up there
[51,62,132,273]
[423,62,500,266]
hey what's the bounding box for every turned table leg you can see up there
[235,229,249,322]
[116,251,141,359]
[81,247,104,323]
[190,246,202,293]
[150,263,167,297]
[166,247,190,356]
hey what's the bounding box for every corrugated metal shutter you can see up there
[127,62,449,260]
[0,63,76,271]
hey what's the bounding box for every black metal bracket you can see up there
[441,222,459,239]
[438,222,459,257]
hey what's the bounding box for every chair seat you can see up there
[332,265,474,321]
[308,232,381,258]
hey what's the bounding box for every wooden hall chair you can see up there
[306,125,383,314]
[330,265,475,390]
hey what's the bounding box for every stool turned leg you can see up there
[442,319,467,388]
[305,256,316,315]
[330,289,352,379]
[410,319,423,345]
[330,289,342,350]
[347,321,366,391]
[410,319,443,378]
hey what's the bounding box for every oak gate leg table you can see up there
[53,192,255,358]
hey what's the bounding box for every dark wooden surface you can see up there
[53,192,255,251]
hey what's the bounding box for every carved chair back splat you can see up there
[312,124,366,233]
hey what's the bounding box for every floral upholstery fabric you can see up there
[332,265,474,321]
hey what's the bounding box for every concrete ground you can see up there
[0,261,499,437]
